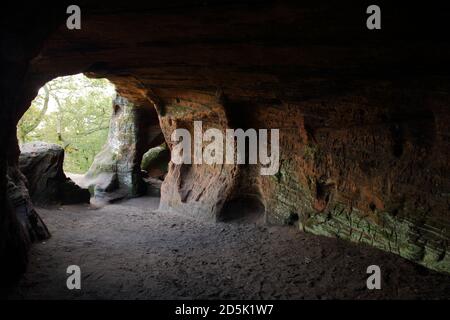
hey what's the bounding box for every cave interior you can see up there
[1,1,450,298]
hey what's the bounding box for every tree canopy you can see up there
[17,74,115,173]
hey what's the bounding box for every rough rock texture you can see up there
[159,96,243,221]
[81,96,142,203]
[254,92,450,273]
[6,166,50,243]
[19,142,90,205]
[1,1,450,283]
[2,147,51,288]
[80,95,163,204]
[141,143,170,180]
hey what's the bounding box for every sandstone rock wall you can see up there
[158,92,239,220]
[82,96,143,202]
[151,82,449,272]
[255,82,450,273]
[6,166,50,243]
[19,142,90,205]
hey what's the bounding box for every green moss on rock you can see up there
[304,204,450,274]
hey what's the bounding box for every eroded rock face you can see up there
[155,85,450,272]
[140,144,169,196]
[7,166,50,242]
[19,142,90,205]
[81,96,143,203]
[80,95,162,204]
[141,143,170,180]
[158,94,241,221]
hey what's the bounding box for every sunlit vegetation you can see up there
[18,74,115,173]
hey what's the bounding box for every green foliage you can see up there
[18,74,115,174]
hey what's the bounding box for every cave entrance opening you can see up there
[17,74,115,176]
[16,73,170,207]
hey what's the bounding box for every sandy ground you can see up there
[6,197,450,300]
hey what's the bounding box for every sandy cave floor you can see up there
[6,197,450,300]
